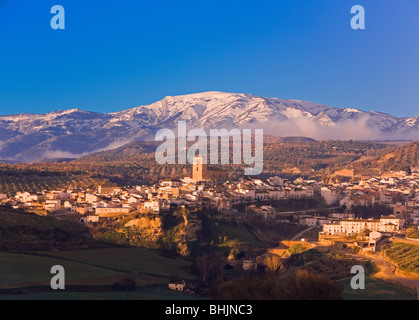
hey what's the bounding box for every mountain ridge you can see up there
[0,91,418,162]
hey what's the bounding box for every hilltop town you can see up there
[1,157,418,245]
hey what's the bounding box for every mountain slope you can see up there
[0,92,418,162]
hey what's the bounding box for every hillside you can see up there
[353,141,419,173]
[0,139,396,193]
[75,138,392,183]
[383,241,419,276]
[0,162,115,196]
[0,207,101,250]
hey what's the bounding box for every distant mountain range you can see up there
[0,91,418,162]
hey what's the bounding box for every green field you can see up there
[214,222,261,247]
[339,276,417,300]
[0,247,197,300]
[39,247,194,279]
[0,251,121,286]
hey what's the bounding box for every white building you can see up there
[80,216,99,223]
[95,206,131,217]
[45,200,61,212]
[323,216,401,235]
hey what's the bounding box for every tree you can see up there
[191,254,225,285]
[283,270,343,300]
[211,274,281,300]
[265,256,284,274]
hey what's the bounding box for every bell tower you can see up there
[193,155,207,181]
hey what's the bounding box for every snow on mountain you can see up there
[0,91,417,162]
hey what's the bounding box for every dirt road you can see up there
[372,257,419,292]
[338,249,419,293]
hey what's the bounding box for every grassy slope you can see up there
[0,247,198,299]
[41,247,194,279]
[339,276,417,300]
[0,207,100,250]
[0,252,120,286]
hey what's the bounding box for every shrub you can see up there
[283,270,343,300]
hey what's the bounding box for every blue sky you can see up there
[0,0,418,117]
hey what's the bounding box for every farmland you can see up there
[0,248,199,300]
[383,242,419,275]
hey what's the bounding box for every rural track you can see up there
[338,249,419,292]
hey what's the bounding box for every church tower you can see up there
[193,155,207,181]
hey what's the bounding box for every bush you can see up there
[283,270,343,300]
[211,274,281,300]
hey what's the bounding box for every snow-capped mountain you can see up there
[0,91,417,162]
